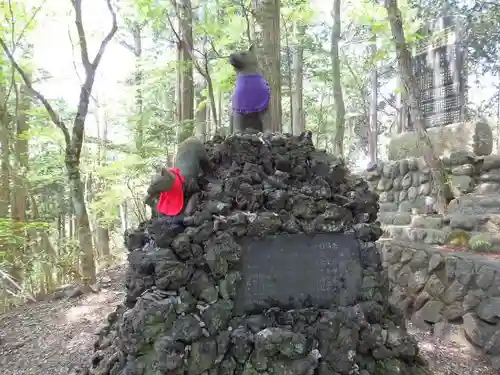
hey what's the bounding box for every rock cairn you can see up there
[88,132,430,375]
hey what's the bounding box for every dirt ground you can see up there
[0,264,497,375]
[0,265,126,375]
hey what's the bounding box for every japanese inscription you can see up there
[234,233,363,314]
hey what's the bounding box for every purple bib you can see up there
[232,74,270,114]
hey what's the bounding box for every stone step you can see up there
[448,193,500,215]
[379,210,500,235]
[378,212,446,229]
[447,212,500,233]
[381,225,450,245]
[410,214,446,229]
[381,224,500,252]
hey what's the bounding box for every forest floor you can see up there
[0,264,497,375]
[0,264,127,375]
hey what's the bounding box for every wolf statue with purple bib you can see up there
[229,45,270,133]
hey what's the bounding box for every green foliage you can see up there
[444,231,470,248]
[468,234,494,253]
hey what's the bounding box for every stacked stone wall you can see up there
[365,153,500,248]
[379,239,500,370]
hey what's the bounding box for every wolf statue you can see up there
[228,45,271,133]
[144,137,215,219]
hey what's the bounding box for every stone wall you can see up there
[365,153,500,247]
[387,120,493,161]
[379,239,500,370]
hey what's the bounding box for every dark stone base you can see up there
[86,132,431,375]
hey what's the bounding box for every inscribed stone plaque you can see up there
[405,15,467,130]
[234,233,363,314]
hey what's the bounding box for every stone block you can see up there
[422,229,451,245]
[463,313,487,347]
[481,155,500,171]
[491,356,500,371]
[411,215,444,229]
[392,213,411,226]
[407,270,428,295]
[443,280,467,304]
[379,202,398,212]
[463,289,485,312]
[476,265,496,291]
[425,274,446,299]
[401,173,412,189]
[415,300,444,323]
[387,120,493,161]
[378,212,396,225]
[448,194,500,216]
[475,182,500,194]
[399,159,409,176]
[477,297,500,323]
[485,331,500,355]
[428,253,444,273]
[479,168,500,182]
[450,175,474,196]
[449,214,476,230]
[451,164,475,176]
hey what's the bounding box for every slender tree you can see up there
[0,0,118,286]
[385,0,448,213]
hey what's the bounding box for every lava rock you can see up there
[86,131,429,375]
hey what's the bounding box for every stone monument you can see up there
[86,132,431,375]
[389,15,493,160]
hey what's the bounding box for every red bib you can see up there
[156,168,185,216]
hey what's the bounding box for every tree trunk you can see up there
[0,84,10,218]
[119,202,128,233]
[292,23,305,135]
[95,103,111,262]
[331,0,346,156]
[178,0,195,142]
[284,23,292,132]
[10,77,32,284]
[176,35,183,125]
[254,0,282,132]
[217,91,222,130]
[385,0,448,213]
[195,83,208,141]
[96,226,110,261]
[368,39,378,163]
[12,80,30,223]
[30,195,57,295]
[132,24,144,156]
[67,158,96,284]
[0,81,19,285]
[121,21,145,155]
[396,78,404,134]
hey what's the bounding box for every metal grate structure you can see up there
[404,15,467,131]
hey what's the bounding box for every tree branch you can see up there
[91,0,118,68]
[71,0,91,71]
[164,6,207,78]
[0,37,71,147]
[70,0,118,162]
[3,0,47,120]
[118,38,136,52]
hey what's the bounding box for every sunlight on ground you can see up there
[64,290,123,324]
[408,323,483,362]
